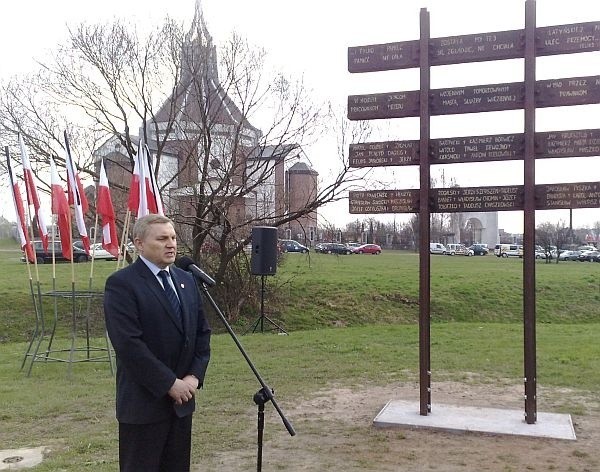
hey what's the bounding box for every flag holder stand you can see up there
[21,288,114,377]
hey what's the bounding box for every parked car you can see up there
[577,250,600,262]
[558,250,581,261]
[72,241,118,261]
[22,240,90,264]
[445,243,474,256]
[469,244,489,256]
[279,239,309,253]
[314,243,327,253]
[352,244,382,255]
[346,242,361,249]
[577,245,596,252]
[429,243,447,255]
[90,243,119,261]
[494,244,523,258]
[317,243,353,255]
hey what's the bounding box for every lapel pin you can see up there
[180,283,185,289]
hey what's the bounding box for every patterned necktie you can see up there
[158,270,182,321]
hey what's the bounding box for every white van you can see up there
[494,244,523,258]
[446,243,474,256]
[429,243,447,255]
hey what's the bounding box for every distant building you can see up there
[284,161,319,246]
[449,211,499,248]
[92,1,317,242]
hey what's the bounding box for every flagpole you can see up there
[68,208,77,374]
[7,145,41,373]
[85,213,100,359]
[117,210,132,270]
[18,135,50,372]
[22,178,45,372]
[43,215,59,367]
[39,164,63,370]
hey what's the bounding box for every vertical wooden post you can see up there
[523,0,537,424]
[418,7,431,416]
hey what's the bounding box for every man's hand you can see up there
[182,374,200,390]
[168,378,196,405]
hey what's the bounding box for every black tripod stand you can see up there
[245,275,288,335]
[196,278,296,471]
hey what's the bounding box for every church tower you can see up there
[94,1,318,245]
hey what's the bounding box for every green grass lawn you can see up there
[1,244,599,340]
[1,322,599,470]
[274,251,600,329]
[0,241,599,469]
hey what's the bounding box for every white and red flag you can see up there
[97,159,119,258]
[144,143,164,216]
[50,157,72,261]
[64,132,90,254]
[127,137,164,217]
[18,133,50,252]
[136,138,149,217]
[127,148,141,215]
[6,147,34,262]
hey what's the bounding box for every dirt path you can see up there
[199,380,600,471]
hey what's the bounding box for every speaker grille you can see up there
[251,226,278,276]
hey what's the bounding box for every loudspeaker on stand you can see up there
[251,226,278,276]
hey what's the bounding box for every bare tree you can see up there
[536,220,569,263]
[0,14,370,321]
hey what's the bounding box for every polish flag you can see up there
[6,147,34,262]
[64,132,90,254]
[145,143,164,216]
[97,160,119,258]
[18,134,50,252]
[50,157,72,261]
[127,150,140,215]
[137,138,149,217]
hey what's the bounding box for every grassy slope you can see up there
[274,251,600,329]
[1,244,599,341]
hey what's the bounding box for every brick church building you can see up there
[93,1,318,248]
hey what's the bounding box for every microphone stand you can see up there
[196,279,296,471]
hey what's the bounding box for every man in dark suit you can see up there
[104,214,211,472]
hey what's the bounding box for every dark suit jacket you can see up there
[104,258,211,424]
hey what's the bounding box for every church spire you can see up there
[183,0,218,81]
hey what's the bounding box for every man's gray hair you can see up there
[133,214,175,241]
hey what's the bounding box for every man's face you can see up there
[135,222,177,269]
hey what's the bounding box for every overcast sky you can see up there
[1,0,599,233]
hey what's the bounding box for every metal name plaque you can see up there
[348,190,419,214]
[431,82,524,115]
[348,40,420,73]
[431,29,523,67]
[431,133,523,164]
[347,91,420,120]
[348,21,600,73]
[535,181,600,209]
[536,129,600,158]
[348,140,419,167]
[349,129,600,167]
[432,185,524,213]
[536,76,600,108]
[349,181,600,214]
[536,22,600,56]
[348,76,600,120]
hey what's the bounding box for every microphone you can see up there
[175,256,216,287]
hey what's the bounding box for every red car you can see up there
[352,244,382,255]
